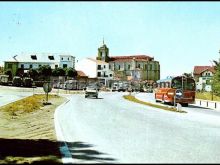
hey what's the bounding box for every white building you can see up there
[59,55,75,69]
[196,77,212,92]
[75,58,113,85]
[193,66,215,92]
[4,53,75,77]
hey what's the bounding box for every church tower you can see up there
[97,38,110,62]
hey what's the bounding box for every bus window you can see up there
[171,79,182,89]
[165,82,170,88]
[171,77,195,90]
[185,79,196,90]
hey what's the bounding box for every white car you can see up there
[85,85,98,98]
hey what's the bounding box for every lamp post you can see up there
[210,60,214,101]
[219,49,220,63]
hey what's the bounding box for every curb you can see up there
[54,98,74,164]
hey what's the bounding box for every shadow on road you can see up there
[188,104,212,110]
[66,141,117,163]
[0,138,117,164]
[86,97,104,100]
[0,138,62,164]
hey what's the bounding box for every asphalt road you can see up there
[0,87,32,107]
[55,92,220,163]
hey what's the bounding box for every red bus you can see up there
[155,76,196,107]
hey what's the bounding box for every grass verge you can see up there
[196,92,220,102]
[0,94,64,164]
[123,95,186,113]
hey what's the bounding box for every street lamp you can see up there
[217,49,220,64]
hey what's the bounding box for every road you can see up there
[55,92,220,163]
[0,86,33,107]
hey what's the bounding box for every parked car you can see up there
[63,80,78,90]
[12,76,22,87]
[112,81,129,92]
[112,82,119,92]
[53,82,64,89]
[23,77,33,87]
[0,74,9,85]
[85,84,98,98]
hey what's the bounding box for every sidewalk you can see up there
[194,99,220,110]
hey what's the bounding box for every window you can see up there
[145,64,147,70]
[97,65,101,70]
[21,64,24,69]
[48,56,54,60]
[30,64,33,69]
[31,55,37,60]
[206,80,211,85]
[55,65,58,69]
[104,65,106,69]
[8,64,12,69]
[97,72,101,77]
[110,74,112,77]
[61,57,63,60]
[206,72,210,76]
[128,64,130,70]
[165,82,170,88]
[118,65,120,70]
[39,64,41,67]
[63,64,67,68]
[68,58,69,61]
[109,65,111,69]
[138,64,140,68]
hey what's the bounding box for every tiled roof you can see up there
[77,70,87,77]
[110,55,153,62]
[193,66,215,75]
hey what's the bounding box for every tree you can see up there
[183,72,193,78]
[0,66,4,74]
[114,70,127,81]
[38,65,52,81]
[66,68,77,79]
[16,68,24,77]
[4,69,12,80]
[212,60,220,96]
[28,68,39,80]
[52,67,66,77]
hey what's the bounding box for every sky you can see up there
[0,1,220,79]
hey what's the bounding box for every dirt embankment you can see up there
[0,94,67,164]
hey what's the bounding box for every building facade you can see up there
[96,41,160,84]
[4,53,75,77]
[75,57,114,86]
[193,66,215,92]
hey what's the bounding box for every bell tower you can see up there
[97,38,110,62]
